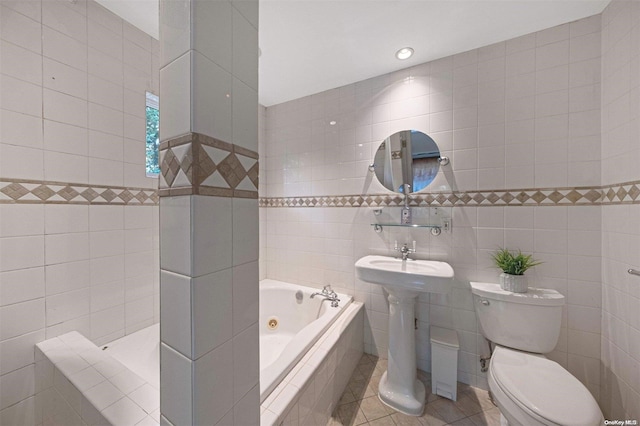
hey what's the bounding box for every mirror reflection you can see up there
[373,130,441,193]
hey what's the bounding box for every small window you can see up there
[146,92,160,177]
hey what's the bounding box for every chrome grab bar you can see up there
[628,269,640,277]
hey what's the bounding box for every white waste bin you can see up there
[430,325,459,401]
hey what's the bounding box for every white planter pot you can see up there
[500,273,528,293]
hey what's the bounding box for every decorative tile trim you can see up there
[2,177,637,208]
[0,179,158,205]
[259,181,640,208]
[159,132,259,199]
[601,180,640,204]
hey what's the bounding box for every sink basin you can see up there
[355,255,454,294]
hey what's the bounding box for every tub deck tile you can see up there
[101,397,147,426]
[36,330,162,426]
[136,415,160,426]
[129,383,160,414]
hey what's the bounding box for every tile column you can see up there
[158,1,259,425]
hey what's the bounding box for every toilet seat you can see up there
[490,346,602,426]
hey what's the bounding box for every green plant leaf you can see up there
[491,248,541,275]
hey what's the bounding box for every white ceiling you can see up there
[97,0,611,107]
[96,0,159,39]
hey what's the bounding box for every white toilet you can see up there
[470,282,603,426]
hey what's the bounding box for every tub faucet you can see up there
[311,285,340,308]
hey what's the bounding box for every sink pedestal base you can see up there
[354,255,454,416]
[378,288,425,416]
[379,371,426,416]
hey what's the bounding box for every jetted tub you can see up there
[259,279,352,401]
[36,280,358,425]
[107,279,352,401]
[103,323,160,389]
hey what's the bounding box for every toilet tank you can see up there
[470,282,564,353]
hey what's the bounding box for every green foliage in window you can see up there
[146,106,160,175]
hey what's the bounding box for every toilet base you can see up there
[378,371,426,416]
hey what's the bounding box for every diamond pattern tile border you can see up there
[159,132,259,199]
[0,179,158,205]
[603,180,640,203]
[259,182,640,208]
[1,178,638,209]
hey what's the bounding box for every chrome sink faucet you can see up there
[311,285,340,307]
[395,240,416,261]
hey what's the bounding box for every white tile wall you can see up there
[160,343,192,425]
[159,0,259,423]
[192,339,234,425]
[191,51,233,143]
[191,268,233,359]
[232,261,260,335]
[261,14,604,397]
[192,195,233,277]
[259,105,268,280]
[0,0,160,422]
[158,51,191,142]
[600,1,640,419]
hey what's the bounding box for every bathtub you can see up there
[103,323,160,389]
[259,279,352,401]
[106,279,352,401]
[36,279,357,425]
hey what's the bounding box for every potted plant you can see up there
[491,248,542,293]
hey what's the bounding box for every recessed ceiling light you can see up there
[395,47,414,60]
[329,120,337,126]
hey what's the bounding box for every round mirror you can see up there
[372,130,441,193]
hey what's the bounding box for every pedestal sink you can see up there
[355,255,454,416]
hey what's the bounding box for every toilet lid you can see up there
[491,347,601,426]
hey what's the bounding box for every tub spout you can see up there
[310,285,340,307]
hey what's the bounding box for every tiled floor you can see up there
[328,354,502,426]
